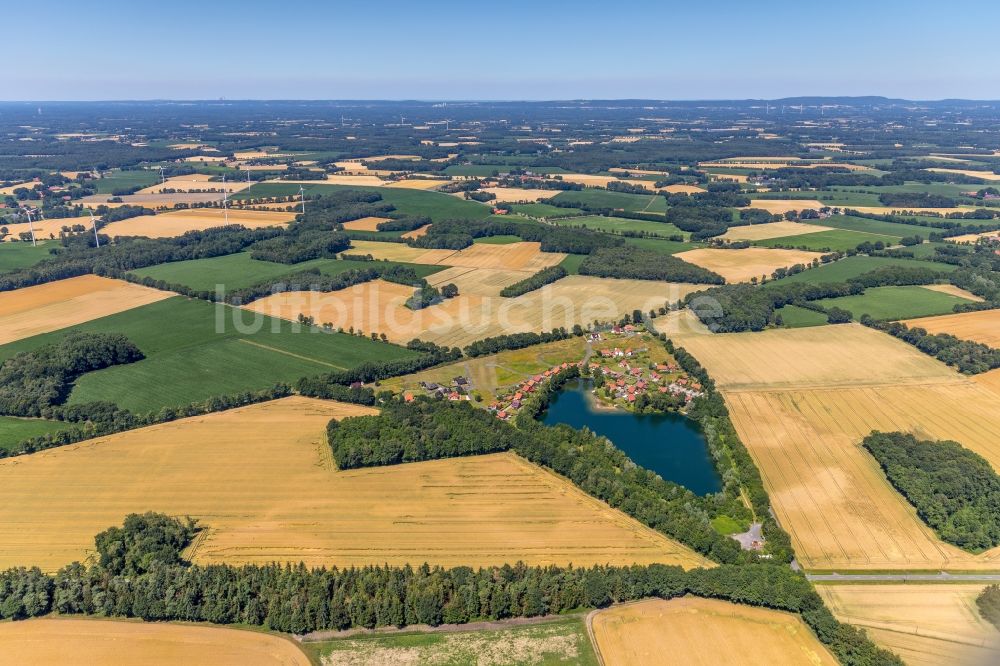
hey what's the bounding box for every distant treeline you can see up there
[0,513,900,665]
[687,264,953,332]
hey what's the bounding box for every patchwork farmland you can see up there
[0,397,709,572]
[672,322,1000,570]
[0,296,414,412]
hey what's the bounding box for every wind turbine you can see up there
[245,167,252,194]
[159,166,166,184]
[20,207,36,246]
[88,210,100,248]
[222,174,229,224]
[299,185,306,214]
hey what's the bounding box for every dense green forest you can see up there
[863,432,1000,552]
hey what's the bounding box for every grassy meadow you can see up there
[813,285,974,321]
[130,252,444,292]
[0,296,417,412]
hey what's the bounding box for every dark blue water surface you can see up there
[540,379,722,495]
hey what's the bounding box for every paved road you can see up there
[807,572,1000,582]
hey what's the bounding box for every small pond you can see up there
[540,379,722,495]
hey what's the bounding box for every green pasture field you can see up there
[807,215,929,238]
[813,285,974,321]
[754,190,883,206]
[0,241,54,272]
[906,241,950,258]
[767,255,956,285]
[473,235,522,244]
[552,189,666,213]
[511,203,584,218]
[559,254,586,274]
[93,169,158,194]
[756,229,899,252]
[129,252,444,292]
[231,184,492,221]
[0,417,74,453]
[0,297,417,413]
[776,305,830,328]
[303,615,597,666]
[622,236,696,255]
[549,215,688,238]
[834,182,981,199]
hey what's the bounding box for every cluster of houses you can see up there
[409,375,473,402]
[590,346,704,407]
[488,362,579,420]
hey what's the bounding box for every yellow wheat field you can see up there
[609,167,670,176]
[343,239,457,264]
[0,180,37,195]
[719,220,832,241]
[425,266,535,296]
[1,217,102,243]
[0,618,310,666]
[927,167,1000,181]
[746,199,827,214]
[674,247,824,283]
[136,174,248,195]
[975,368,1000,397]
[949,230,1000,244]
[670,322,1000,570]
[848,205,981,216]
[661,183,706,194]
[482,187,563,202]
[591,598,837,666]
[347,240,566,271]
[669,323,960,391]
[817,584,1000,666]
[182,155,227,163]
[246,276,705,348]
[341,216,391,231]
[725,384,1000,570]
[918,283,985,302]
[101,208,293,238]
[401,224,429,239]
[707,172,749,183]
[385,178,449,190]
[556,174,655,190]
[0,275,172,345]
[0,396,708,572]
[901,308,1000,347]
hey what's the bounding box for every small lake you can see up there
[540,379,722,495]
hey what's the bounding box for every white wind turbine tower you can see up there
[222,174,229,224]
[20,207,37,246]
[299,185,306,214]
[245,167,252,194]
[159,166,166,184]
[88,210,100,248]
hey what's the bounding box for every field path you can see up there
[808,573,1000,582]
[236,338,348,369]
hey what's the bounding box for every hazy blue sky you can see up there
[5,0,998,100]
